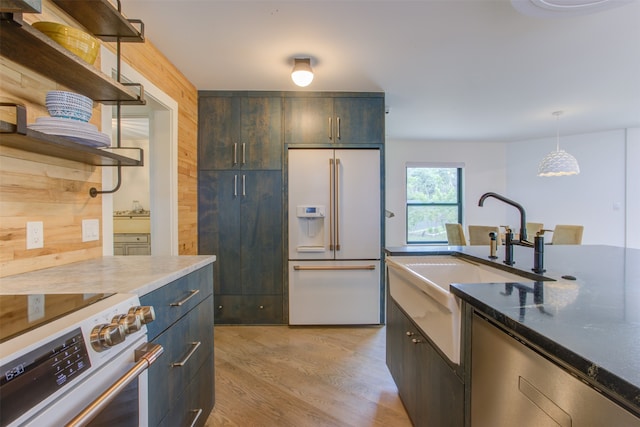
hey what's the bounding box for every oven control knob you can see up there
[112,313,142,334]
[128,306,156,325]
[90,323,126,352]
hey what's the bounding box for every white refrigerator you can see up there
[288,148,381,325]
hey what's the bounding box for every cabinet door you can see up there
[240,97,282,169]
[240,170,283,295]
[334,97,385,144]
[198,96,240,170]
[198,170,241,295]
[284,97,334,144]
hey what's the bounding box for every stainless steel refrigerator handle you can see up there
[328,116,333,140]
[337,116,341,140]
[65,343,164,427]
[329,158,334,251]
[242,175,246,196]
[233,143,238,165]
[234,174,238,197]
[293,265,376,271]
[242,142,246,165]
[335,158,341,251]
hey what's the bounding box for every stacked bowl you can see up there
[32,22,99,65]
[28,91,110,147]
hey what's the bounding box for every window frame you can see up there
[405,163,464,244]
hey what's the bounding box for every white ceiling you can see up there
[121,0,640,142]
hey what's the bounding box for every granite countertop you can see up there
[386,244,640,415]
[0,255,216,296]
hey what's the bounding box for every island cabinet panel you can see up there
[387,297,464,427]
[284,94,385,145]
[198,169,283,324]
[140,265,214,427]
[198,94,282,170]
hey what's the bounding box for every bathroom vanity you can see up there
[385,245,640,426]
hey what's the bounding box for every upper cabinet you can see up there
[198,93,282,171]
[284,93,385,145]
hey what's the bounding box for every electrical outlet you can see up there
[26,221,44,249]
[28,294,45,322]
[82,219,100,242]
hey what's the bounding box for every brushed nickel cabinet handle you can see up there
[328,116,333,140]
[293,265,376,271]
[242,142,246,165]
[329,158,334,250]
[233,143,238,165]
[171,341,201,367]
[170,289,200,307]
[234,174,238,197]
[242,174,246,197]
[337,116,341,139]
[335,158,341,251]
[188,409,203,427]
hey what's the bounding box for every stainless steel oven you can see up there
[0,293,162,427]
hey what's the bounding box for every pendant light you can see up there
[538,111,580,177]
[291,58,314,87]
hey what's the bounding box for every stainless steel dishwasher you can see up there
[471,314,640,427]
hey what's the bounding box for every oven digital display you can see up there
[0,328,91,426]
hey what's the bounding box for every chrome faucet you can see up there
[478,192,532,246]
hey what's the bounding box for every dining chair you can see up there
[551,225,584,245]
[525,222,544,241]
[468,225,500,246]
[445,223,467,246]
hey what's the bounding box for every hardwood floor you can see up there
[205,325,412,427]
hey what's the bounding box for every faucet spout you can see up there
[478,192,529,243]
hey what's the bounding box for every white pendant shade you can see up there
[538,111,580,177]
[538,149,580,176]
[291,58,314,87]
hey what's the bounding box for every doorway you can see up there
[100,46,178,255]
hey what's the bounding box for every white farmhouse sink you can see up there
[386,255,530,365]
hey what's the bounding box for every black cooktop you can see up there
[0,293,114,343]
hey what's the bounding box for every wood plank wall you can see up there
[0,1,198,278]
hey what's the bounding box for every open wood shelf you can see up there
[0,0,40,13]
[0,13,144,104]
[0,120,142,166]
[52,0,144,42]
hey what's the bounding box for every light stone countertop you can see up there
[0,255,216,296]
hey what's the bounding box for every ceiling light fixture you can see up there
[291,58,314,87]
[538,111,580,177]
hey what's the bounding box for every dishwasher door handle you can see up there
[293,265,376,271]
[65,343,164,427]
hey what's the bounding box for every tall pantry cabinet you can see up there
[198,92,284,324]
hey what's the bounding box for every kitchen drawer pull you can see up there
[188,409,203,427]
[293,265,376,271]
[65,343,164,427]
[170,289,200,307]
[171,341,201,367]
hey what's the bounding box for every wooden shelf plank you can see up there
[0,0,40,13]
[51,0,144,42]
[0,14,144,104]
[0,120,142,166]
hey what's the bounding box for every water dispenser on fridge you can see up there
[294,205,325,253]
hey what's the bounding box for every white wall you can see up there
[113,137,151,212]
[506,129,628,246]
[627,128,640,249]
[385,140,509,246]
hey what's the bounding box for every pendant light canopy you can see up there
[538,111,580,177]
[291,58,314,87]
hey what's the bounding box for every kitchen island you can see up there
[0,255,216,427]
[385,244,640,425]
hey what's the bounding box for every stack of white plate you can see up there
[28,117,110,148]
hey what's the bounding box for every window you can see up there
[406,164,463,244]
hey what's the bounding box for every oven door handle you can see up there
[65,343,164,427]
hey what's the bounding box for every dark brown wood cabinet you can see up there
[198,92,285,325]
[284,93,384,145]
[387,297,464,427]
[198,93,282,170]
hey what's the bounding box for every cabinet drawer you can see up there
[158,355,214,427]
[215,294,283,324]
[114,233,149,243]
[148,295,214,427]
[141,264,213,340]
